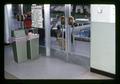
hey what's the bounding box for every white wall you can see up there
[91,4,115,74]
[91,4,115,23]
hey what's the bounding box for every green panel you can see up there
[27,40,31,59]
[12,42,18,62]
[15,41,27,63]
[27,38,39,59]
[11,30,14,37]
[13,29,26,37]
[39,46,46,56]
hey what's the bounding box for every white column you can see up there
[44,4,50,56]
[20,4,24,28]
[4,4,12,43]
[20,4,23,15]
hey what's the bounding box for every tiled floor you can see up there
[4,45,112,79]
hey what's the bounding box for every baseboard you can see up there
[4,43,11,46]
[90,67,115,78]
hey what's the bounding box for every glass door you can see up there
[67,4,90,68]
[50,4,90,69]
[50,4,67,60]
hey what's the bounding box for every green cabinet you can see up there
[12,29,28,63]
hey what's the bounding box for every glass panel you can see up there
[11,4,23,30]
[68,4,90,68]
[50,4,65,50]
[70,4,90,56]
[50,4,66,60]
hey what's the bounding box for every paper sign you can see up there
[31,5,43,28]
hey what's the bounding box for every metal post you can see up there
[44,4,50,56]
[65,4,71,62]
[20,4,24,28]
[62,25,64,50]
[72,27,75,47]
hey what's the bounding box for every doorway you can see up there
[50,4,90,69]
